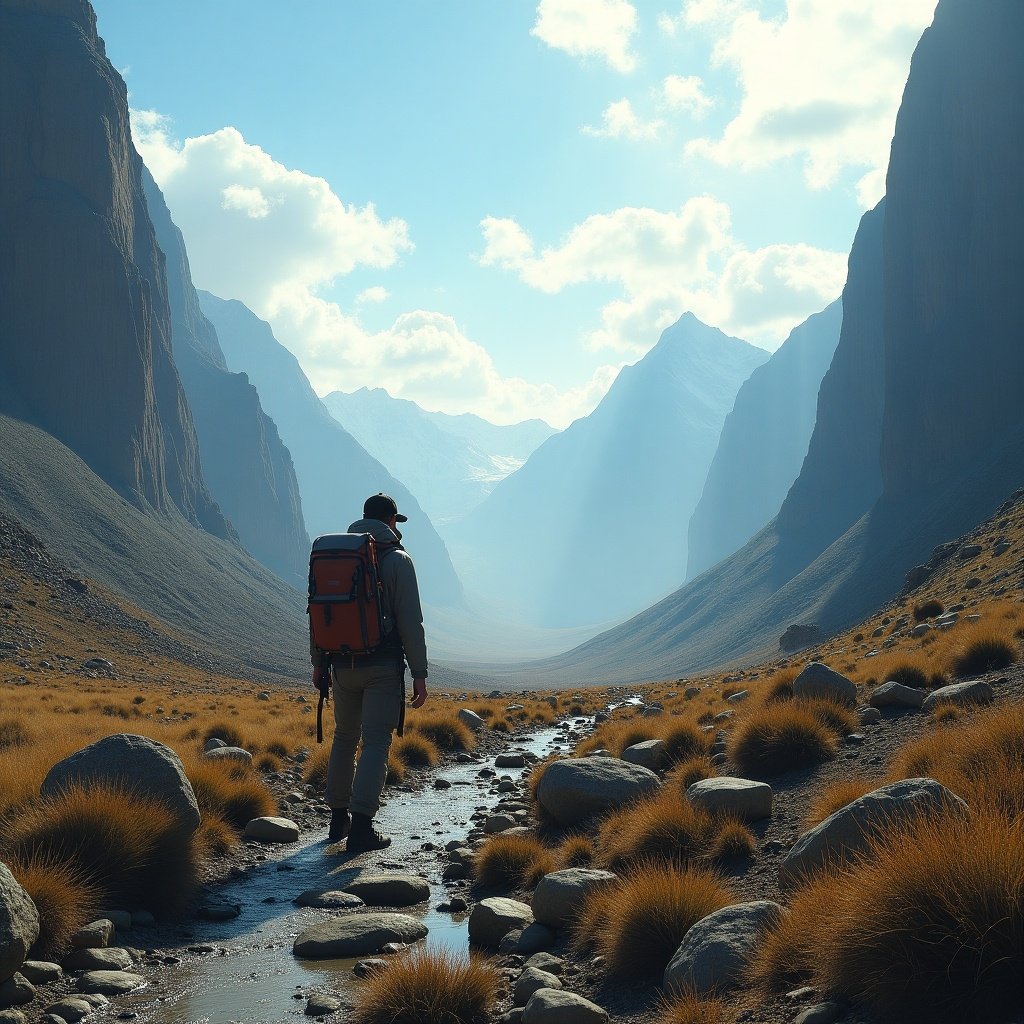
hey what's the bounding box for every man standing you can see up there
[311,493,428,852]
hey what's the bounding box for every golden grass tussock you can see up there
[386,750,407,786]
[473,834,556,891]
[759,668,797,704]
[813,813,1024,1024]
[0,717,33,750]
[729,703,836,777]
[392,732,439,769]
[575,863,734,979]
[7,854,100,959]
[181,755,276,830]
[804,779,879,828]
[950,628,1020,678]
[795,695,859,738]
[2,781,199,915]
[407,710,474,752]
[195,812,237,857]
[658,720,713,768]
[354,948,501,1024]
[656,990,736,1024]
[303,745,331,789]
[666,756,715,792]
[706,818,756,864]
[557,834,595,868]
[594,789,715,872]
[489,718,511,733]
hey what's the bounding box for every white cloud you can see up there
[582,99,663,140]
[131,112,611,427]
[531,0,638,73]
[661,74,713,117]
[680,0,937,203]
[480,198,847,351]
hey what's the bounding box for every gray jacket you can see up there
[309,518,429,677]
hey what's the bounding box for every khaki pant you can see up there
[326,662,403,817]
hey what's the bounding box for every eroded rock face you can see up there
[0,865,39,985]
[536,758,660,827]
[41,734,200,833]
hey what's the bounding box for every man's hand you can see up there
[312,667,331,698]
[410,676,427,709]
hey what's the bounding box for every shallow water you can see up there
[118,714,599,1024]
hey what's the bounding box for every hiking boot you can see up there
[346,812,391,853]
[328,808,350,843]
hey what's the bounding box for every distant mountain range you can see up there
[322,388,555,527]
[449,314,769,627]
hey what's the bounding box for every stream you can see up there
[114,707,628,1024]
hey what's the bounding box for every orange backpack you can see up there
[307,534,392,656]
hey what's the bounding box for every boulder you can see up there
[526,953,564,975]
[458,709,486,732]
[0,974,33,1010]
[535,758,660,827]
[869,681,926,709]
[515,968,562,1006]
[45,997,100,1023]
[243,817,299,843]
[63,948,133,971]
[76,970,145,995]
[523,989,609,1023]
[663,901,785,995]
[41,735,200,833]
[485,814,518,835]
[18,962,60,985]
[70,920,113,949]
[293,890,365,910]
[531,869,617,931]
[779,624,823,654]
[203,746,254,765]
[0,866,38,985]
[496,753,526,769]
[468,898,534,949]
[792,663,857,706]
[922,680,994,713]
[204,738,227,751]
[305,992,344,1017]
[620,740,664,772]
[513,923,556,955]
[0,1009,27,1024]
[293,913,427,959]
[780,778,968,885]
[686,778,773,822]
[859,706,882,725]
[341,875,429,908]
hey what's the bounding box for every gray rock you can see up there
[100,910,131,931]
[870,682,926,709]
[0,1010,27,1024]
[458,709,486,732]
[858,707,882,725]
[959,544,983,559]
[922,680,994,713]
[523,989,609,1023]
[780,778,969,885]
[18,961,61,985]
[531,869,618,930]
[0,865,39,984]
[293,913,427,959]
[197,901,240,922]
[203,746,253,765]
[515,967,562,1006]
[293,890,365,910]
[911,623,934,638]
[257,691,271,702]
[41,735,200,833]
[76,970,145,995]
[130,910,155,927]
[535,758,660,827]
[663,901,785,996]
[341,875,429,908]
[70,920,113,950]
[526,953,563,975]
[794,1002,845,1024]
[0,975,32,1010]
[305,992,343,1016]
[726,690,749,703]
[640,705,663,718]
[793,663,857,706]
[63,947,133,971]
[485,814,518,834]
[513,923,556,955]
[686,777,773,822]
[44,997,96,1023]
[498,929,524,954]
[620,740,664,772]
[353,959,388,978]
[243,817,299,842]
[468,898,534,949]
[496,754,526,769]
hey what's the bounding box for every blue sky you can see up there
[93,0,937,426]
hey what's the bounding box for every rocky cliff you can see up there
[686,299,843,580]
[141,168,309,586]
[0,0,226,535]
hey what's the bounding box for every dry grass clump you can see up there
[2,782,199,915]
[658,720,713,768]
[392,732,439,769]
[7,855,99,959]
[408,712,474,752]
[666,756,715,792]
[595,789,715,871]
[729,704,836,777]
[796,696,859,737]
[804,779,878,828]
[575,719,657,758]
[473,834,556,890]
[202,721,245,748]
[706,819,756,864]
[0,717,32,750]
[303,745,331,789]
[353,948,501,1024]
[386,750,406,785]
[760,668,797,704]
[656,990,735,1024]
[182,756,276,830]
[557,834,595,868]
[195,813,237,857]
[951,630,1019,677]
[489,718,511,733]
[574,863,733,979]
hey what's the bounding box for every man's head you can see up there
[363,492,407,526]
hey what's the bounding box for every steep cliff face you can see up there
[880,0,1024,503]
[197,293,464,608]
[141,167,309,586]
[0,0,226,535]
[452,315,769,628]
[686,299,843,581]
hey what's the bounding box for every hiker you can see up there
[309,492,428,852]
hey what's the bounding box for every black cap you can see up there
[363,492,407,523]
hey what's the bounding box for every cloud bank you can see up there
[531,0,638,73]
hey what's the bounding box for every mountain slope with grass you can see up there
[450,314,769,628]
[530,0,1024,684]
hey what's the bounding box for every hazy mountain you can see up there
[197,293,463,607]
[686,299,844,580]
[141,166,309,587]
[451,315,769,628]
[525,0,1024,683]
[322,387,556,526]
